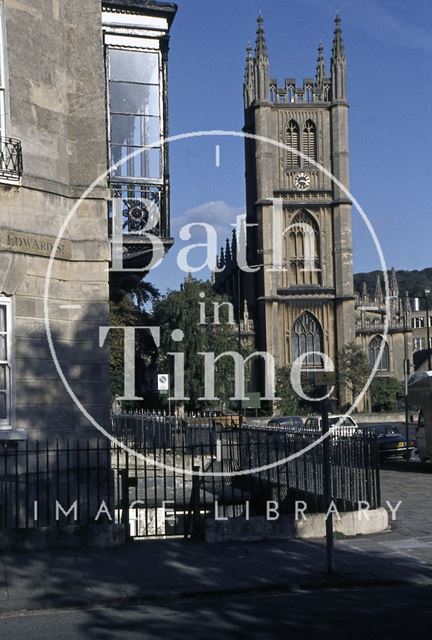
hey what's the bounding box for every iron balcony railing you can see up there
[0,136,23,182]
[109,182,169,241]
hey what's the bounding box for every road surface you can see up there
[1,585,431,640]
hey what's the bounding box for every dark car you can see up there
[267,416,304,431]
[362,424,415,460]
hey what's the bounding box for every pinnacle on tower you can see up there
[244,43,253,76]
[390,267,399,297]
[253,14,270,101]
[315,41,327,86]
[374,274,383,302]
[243,299,250,323]
[332,14,345,61]
[330,13,347,101]
[255,14,268,60]
[361,282,368,299]
[231,227,237,260]
[225,237,232,264]
[243,44,255,107]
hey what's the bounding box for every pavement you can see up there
[0,458,431,615]
[0,534,432,615]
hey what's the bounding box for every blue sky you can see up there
[148,0,432,294]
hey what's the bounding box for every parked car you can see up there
[267,416,304,431]
[200,409,241,428]
[361,424,415,460]
[304,414,359,436]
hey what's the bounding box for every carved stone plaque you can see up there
[0,228,72,260]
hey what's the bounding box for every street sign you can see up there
[157,374,169,392]
[241,392,261,410]
[313,371,336,386]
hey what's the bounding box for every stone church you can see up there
[214,15,411,406]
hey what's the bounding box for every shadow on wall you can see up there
[13,301,112,443]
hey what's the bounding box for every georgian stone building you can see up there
[214,15,411,403]
[410,296,432,372]
[0,0,176,441]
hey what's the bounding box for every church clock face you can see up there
[294,172,311,191]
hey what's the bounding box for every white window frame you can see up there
[413,317,425,329]
[105,41,164,185]
[414,337,423,352]
[0,296,14,429]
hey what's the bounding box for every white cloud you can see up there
[172,200,245,243]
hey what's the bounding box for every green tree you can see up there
[151,276,243,410]
[274,367,320,416]
[109,281,160,404]
[274,367,300,415]
[337,342,370,402]
[370,377,403,412]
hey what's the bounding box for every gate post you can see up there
[185,465,201,539]
[120,464,137,541]
[191,465,201,539]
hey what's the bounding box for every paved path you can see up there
[380,459,432,537]
[338,459,432,568]
[0,535,431,615]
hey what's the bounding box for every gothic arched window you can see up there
[286,119,300,167]
[288,210,321,285]
[291,312,323,366]
[302,119,317,165]
[369,335,389,371]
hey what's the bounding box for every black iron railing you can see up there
[109,182,169,241]
[0,440,112,531]
[111,412,381,538]
[0,136,23,181]
[0,422,380,539]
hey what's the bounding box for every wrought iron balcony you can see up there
[0,137,23,182]
[108,181,172,280]
[109,182,169,240]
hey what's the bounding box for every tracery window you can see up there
[291,312,323,366]
[369,335,389,371]
[302,119,317,165]
[288,210,321,285]
[286,119,300,167]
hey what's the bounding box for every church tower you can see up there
[242,15,355,386]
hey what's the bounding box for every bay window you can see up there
[108,47,162,182]
[102,3,174,247]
